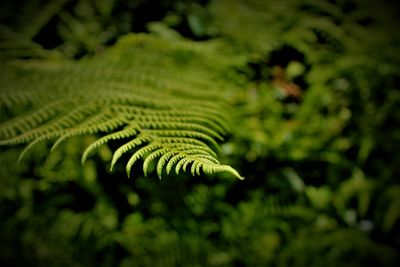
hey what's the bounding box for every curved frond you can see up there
[0,34,243,179]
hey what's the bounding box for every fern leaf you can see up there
[0,34,243,179]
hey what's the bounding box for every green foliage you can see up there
[0,0,209,59]
[0,0,68,58]
[1,0,399,266]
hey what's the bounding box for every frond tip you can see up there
[0,34,243,180]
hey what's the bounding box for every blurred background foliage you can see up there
[0,0,399,266]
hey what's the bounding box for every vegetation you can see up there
[0,0,399,266]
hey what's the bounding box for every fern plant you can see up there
[0,33,244,179]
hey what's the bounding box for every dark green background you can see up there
[0,0,399,266]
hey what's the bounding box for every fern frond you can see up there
[0,34,242,179]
